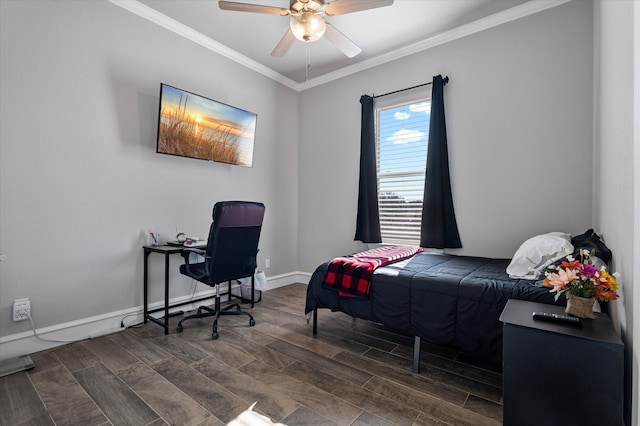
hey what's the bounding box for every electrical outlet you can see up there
[13,298,30,322]
[265,258,271,269]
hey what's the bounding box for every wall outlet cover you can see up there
[12,299,30,322]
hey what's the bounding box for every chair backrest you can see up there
[204,201,265,285]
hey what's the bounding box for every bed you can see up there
[305,230,612,371]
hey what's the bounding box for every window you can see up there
[375,94,431,245]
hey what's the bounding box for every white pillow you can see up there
[506,232,574,280]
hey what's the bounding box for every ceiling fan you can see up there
[218,0,394,58]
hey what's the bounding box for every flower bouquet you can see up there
[543,249,619,318]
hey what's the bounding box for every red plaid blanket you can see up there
[322,245,423,297]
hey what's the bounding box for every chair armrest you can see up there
[181,248,209,277]
[182,248,206,257]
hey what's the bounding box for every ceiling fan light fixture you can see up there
[220,0,395,58]
[290,13,326,42]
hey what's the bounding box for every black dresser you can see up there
[500,299,624,426]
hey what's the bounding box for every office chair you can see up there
[177,201,265,339]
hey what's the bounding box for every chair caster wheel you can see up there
[249,319,255,327]
[213,332,219,339]
[177,324,183,333]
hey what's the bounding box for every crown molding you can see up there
[107,0,303,91]
[109,0,570,92]
[298,0,572,90]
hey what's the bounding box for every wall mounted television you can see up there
[156,83,257,167]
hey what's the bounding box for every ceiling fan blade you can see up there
[271,29,296,57]
[324,0,394,16]
[218,1,290,16]
[324,23,361,58]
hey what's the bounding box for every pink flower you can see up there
[543,268,577,293]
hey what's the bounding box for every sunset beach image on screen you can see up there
[156,84,257,167]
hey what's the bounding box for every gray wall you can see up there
[0,0,300,336]
[298,0,594,272]
[594,1,638,424]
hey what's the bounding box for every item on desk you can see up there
[184,238,207,248]
[176,232,187,243]
[148,229,159,246]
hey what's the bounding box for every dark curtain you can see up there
[420,75,462,248]
[354,95,381,243]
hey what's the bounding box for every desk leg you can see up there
[143,250,150,324]
[164,253,170,335]
[251,274,255,309]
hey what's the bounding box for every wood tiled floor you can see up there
[0,284,503,425]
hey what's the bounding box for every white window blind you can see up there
[375,92,431,245]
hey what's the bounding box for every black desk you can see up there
[500,299,623,426]
[143,245,214,335]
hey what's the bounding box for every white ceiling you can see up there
[110,0,569,90]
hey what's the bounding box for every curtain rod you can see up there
[373,76,449,99]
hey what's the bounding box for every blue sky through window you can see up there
[377,100,431,203]
[378,101,431,174]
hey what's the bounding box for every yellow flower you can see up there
[600,271,619,291]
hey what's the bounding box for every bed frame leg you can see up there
[313,308,317,335]
[413,336,421,373]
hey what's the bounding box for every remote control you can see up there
[532,312,583,327]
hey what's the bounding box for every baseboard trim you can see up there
[0,272,311,362]
[266,271,311,289]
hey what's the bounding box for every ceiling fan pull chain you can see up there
[305,43,311,82]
